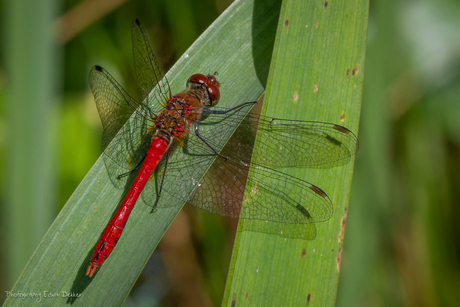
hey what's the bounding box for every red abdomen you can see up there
[86,137,169,277]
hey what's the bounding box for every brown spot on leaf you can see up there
[301,249,306,258]
[338,209,347,243]
[341,111,345,122]
[342,209,347,229]
[310,184,326,197]
[333,125,351,134]
[324,1,328,8]
[315,21,319,28]
[346,69,350,77]
[313,84,318,93]
[352,65,359,75]
[285,19,289,27]
[337,246,342,271]
[293,92,299,102]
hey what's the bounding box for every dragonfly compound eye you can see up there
[188,74,208,84]
[207,82,220,105]
[207,74,220,88]
[188,73,220,106]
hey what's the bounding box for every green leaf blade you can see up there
[223,0,367,306]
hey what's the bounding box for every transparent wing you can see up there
[195,106,359,168]
[251,116,358,168]
[132,19,171,115]
[89,65,153,188]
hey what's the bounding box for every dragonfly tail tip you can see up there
[86,263,99,278]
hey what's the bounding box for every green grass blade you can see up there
[223,0,367,306]
[3,0,282,305]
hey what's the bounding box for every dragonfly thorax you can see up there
[154,73,220,144]
[154,93,203,143]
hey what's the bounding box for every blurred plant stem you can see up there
[3,0,60,291]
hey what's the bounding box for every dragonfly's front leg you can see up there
[194,121,228,161]
[203,101,257,115]
[196,101,258,160]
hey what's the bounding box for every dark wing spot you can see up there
[333,125,351,134]
[310,185,327,197]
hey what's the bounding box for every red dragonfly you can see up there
[86,19,358,277]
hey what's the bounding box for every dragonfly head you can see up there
[187,74,220,106]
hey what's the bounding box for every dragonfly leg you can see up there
[117,157,145,180]
[203,101,257,114]
[194,122,228,161]
[152,152,169,211]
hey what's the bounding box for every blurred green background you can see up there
[1,0,459,306]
